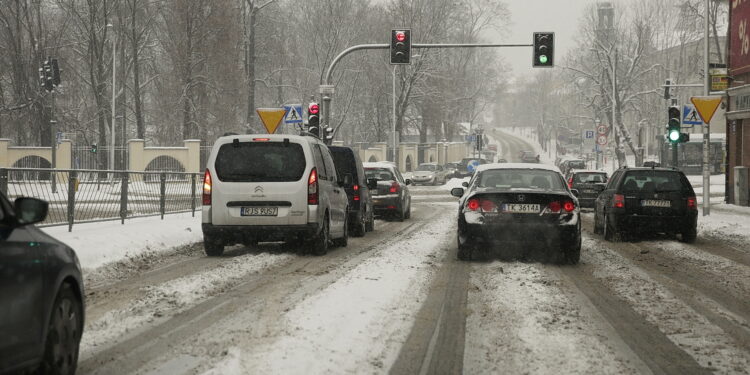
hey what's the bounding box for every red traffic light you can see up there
[309,103,320,115]
[395,31,406,42]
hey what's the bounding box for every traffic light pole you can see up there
[702,0,710,216]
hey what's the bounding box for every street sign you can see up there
[283,104,303,124]
[682,104,703,126]
[596,124,608,135]
[467,160,480,173]
[465,134,476,142]
[596,134,608,146]
[583,130,595,148]
[690,96,722,124]
[256,108,286,134]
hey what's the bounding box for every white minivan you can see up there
[201,134,350,256]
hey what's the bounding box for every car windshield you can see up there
[365,167,394,181]
[574,173,606,183]
[416,164,436,171]
[214,142,305,182]
[477,169,564,191]
[620,170,689,193]
[569,161,586,169]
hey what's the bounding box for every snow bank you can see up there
[440,177,470,191]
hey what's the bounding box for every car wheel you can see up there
[40,283,82,375]
[365,209,375,232]
[204,236,225,256]
[397,205,405,222]
[593,211,603,235]
[457,234,473,261]
[603,213,621,242]
[352,211,366,237]
[333,214,349,247]
[680,228,697,243]
[563,232,581,265]
[404,202,411,219]
[310,215,330,256]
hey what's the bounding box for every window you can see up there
[620,171,688,193]
[477,169,564,191]
[214,142,305,182]
[606,171,621,190]
[574,173,607,183]
[313,145,328,180]
[321,147,339,181]
[365,168,394,181]
[416,164,436,171]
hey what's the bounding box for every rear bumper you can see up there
[577,197,597,208]
[202,223,319,243]
[611,213,697,233]
[460,216,580,246]
[371,194,401,214]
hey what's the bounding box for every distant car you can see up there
[364,162,412,221]
[455,158,489,178]
[330,146,376,236]
[519,151,539,163]
[202,134,350,256]
[0,193,85,374]
[560,159,586,176]
[567,170,608,208]
[444,162,461,178]
[594,167,697,242]
[450,163,581,263]
[642,161,661,168]
[497,158,508,163]
[411,163,450,185]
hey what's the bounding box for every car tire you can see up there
[603,213,621,242]
[310,216,330,256]
[204,236,225,256]
[397,205,405,222]
[404,202,411,219]
[352,211,366,237]
[563,233,582,265]
[333,215,349,247]
[457,234,473,261]
[365,209,375,232]
[40,283,82,375]
[593,211,603,234]
[681,228,697,243]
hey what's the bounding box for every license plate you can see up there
[501,204,540,213]
[641,200,670,208]
[241,207,278,216]
[583,189,596,194]
[371,190,379,196]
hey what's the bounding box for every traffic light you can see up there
[90,144,98,153]
[476,134,483,151]
[40,59,54,92]
[50,58,61,86]
[308,102,320,137]
[390,29,411,64]
[533,32,554,67]
[666,106,681,143]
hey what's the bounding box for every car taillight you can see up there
[390,181,400,193]
[466,198,496,212]
[563,201,576,212]
[548,201,561,213]
[568,177,573,189]
[481,199,497,212]
[613,194,625,209]
[308,168,318,205]
[467,198,480,211]
[687,196,697,210]
[353,184,360,201]
[202,169,212,205]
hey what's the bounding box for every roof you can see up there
[363,162,398,170]
[475,163,562,174]
[215,133,315,144]
[570,169,607,174]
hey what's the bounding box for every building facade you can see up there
[726,1,750,205]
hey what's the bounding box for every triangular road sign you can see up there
[256,108,286,134]
[283,104,303,124]
[690,96,722,124]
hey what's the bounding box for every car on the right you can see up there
[594,167,698,242]
[567,170,608,208]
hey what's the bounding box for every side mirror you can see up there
[571,189,580,197]
[14,197,48,226]
[405,179,412,186]
[461,181,469,188]
[450,187,464,197]
[342,173,353,186]
[367,178,378,190]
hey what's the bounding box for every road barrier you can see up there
[0,168,202,231]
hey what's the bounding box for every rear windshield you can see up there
[568,161,586,169]
[416,164,436,171]
[365,168,394,181]
[214,142,306,182]
[620,171,690,193]
[574,173,607,183]
[477,169,565,191]
[330,148,357,180]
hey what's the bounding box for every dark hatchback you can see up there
[363,162,411,221]
[567,170,608,208]
[329,146,375,236]
[0,193,84,375]
[451,165,581,263]
[594,167,698,242]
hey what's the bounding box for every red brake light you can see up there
[548,201,561,213]
[563,201,576,212]
[480,199,497,212]
[353,184,359,191]
[467,198,480,211]
[253,138,270,141]
[202,169,212,205]
[308,168,319,205]
[613,194,625,208]
[353,184,360,201]
[568,177,573,189]
[687,196,697,210]
[390,181,399,193]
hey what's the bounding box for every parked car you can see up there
[202,134,350,256]
[594,167,697,242]
[363,162,412,221]
[560,159,586,176]
[497,158,508,163]
[567,170,608,208]
[0,193,85,374]
[444,162,461,178]
[411,163,450,185]
[454,158,489,178]
[450,163,581,263]
[519,150,539,163]
[329,146,376,236]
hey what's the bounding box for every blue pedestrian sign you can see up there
[465,134,476,142]
[682,104,703,126]
[283,104,303,124]
[467,160,481,173]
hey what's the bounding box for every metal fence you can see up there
[0,167,202,231]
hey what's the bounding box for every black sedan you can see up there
[363,162,412,221]
[0,193,84,375]
[450,163,581,263]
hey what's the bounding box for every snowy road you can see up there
[75,131,750,374]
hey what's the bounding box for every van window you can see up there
[313,145,328,180]
[214,141,305,182]
[322,148,339,181]
[620,170,689,193]
[330,148,358,182]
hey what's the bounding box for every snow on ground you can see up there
[205,210,456,374]
[42,212,203,270]
[81,251,292,357]
[494,127,557,165]
[695,207,750,249]
[465,261,642,374]
[441,177,470,191]
[584,236,750,373]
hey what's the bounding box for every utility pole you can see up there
[702,0,711,216]
[108,23,116,172]
[392,65,397,163]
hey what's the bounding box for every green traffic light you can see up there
[668,130,681,142]
[539,55,548,64]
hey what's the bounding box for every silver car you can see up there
[411,163,450,185]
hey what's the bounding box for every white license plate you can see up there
[241,207,278,216]
[583,189,596,194]
[371,191,379,196]
[641,200,670,208]
[501,204,540,213]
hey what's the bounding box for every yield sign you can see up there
[690,96,722,124]
[256,108,286,134]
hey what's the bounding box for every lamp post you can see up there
[108,23,116,172]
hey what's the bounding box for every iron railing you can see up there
[0,167,202,231]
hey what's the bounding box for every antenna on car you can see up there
[232,138,240,148]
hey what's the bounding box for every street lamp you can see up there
[107,23,116,171]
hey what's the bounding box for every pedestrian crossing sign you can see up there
[682,104,703,126]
